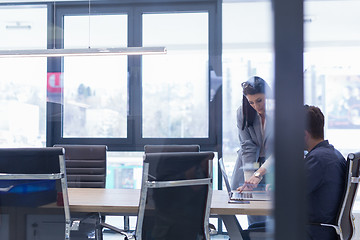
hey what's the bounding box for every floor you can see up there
[102,232,229,240]
[100,215,246,240]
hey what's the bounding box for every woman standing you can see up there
[230,76,274,223]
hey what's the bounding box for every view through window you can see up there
[142,12,209,138]
[303,0,360,219]
[63,14,128,138]
[0,5,47,147]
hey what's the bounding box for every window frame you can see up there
[46,0,222,152]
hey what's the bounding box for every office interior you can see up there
[0,0,359,239]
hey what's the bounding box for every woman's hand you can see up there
[237,167,266,192]
[236,175,262,192]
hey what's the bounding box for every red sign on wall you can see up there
[47,72,63,93]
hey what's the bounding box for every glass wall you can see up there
[303,0,360,220]
[222,1,274,176]
[0,5,47,147]
[304,0,360,155]
[7,0,360,238]
[222,1,274,231]
[221,0,360,233]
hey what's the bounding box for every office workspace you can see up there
[0,115,358,240]
[1,1,360,240]
[0,146,272,240]
[2,145,358,240]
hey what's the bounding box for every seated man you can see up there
[304,105,346,240]
[239,106,346,239]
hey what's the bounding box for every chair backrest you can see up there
[144,144,200,153]
[137,151,214,240]
[54,144,107,188]
[337,152,360,240]
[0,147,75,240]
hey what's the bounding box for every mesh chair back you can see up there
[144,144,200,153]
[337,152,360,240]
[137,151,214,240]
[54,145,107,188]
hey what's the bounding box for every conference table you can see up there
[68,188,273,239]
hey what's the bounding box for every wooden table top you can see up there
[68,188,273,216]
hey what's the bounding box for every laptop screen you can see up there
[219,158,232,194]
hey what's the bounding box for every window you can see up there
[63,15,128,138]
[49,2,219,150]
[142,12,209,138]
[0,5,47,147]
[45,2,220,205]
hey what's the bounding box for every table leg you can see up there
[124,216,130,231]
[220,215,245,240]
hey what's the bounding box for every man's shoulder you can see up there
[333,147,346,162]
[307,143,346,165]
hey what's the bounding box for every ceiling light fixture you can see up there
[0,0,167,58]
[0,47,167,58]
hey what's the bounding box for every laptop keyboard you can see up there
[232,192,253,200]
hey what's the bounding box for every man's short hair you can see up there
[304,105,324,139]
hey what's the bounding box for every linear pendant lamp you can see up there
[0,47,167,58]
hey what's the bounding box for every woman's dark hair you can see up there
[241,76,270,130]
[304,105,324,139]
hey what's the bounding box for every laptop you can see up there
[218,158,272,203]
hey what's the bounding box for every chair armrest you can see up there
[309,222,341,235]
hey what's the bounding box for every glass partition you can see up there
[222,0,274,236]
[0,5,47,147]
[304,0,360,224]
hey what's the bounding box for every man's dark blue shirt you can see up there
[305,140,346,240]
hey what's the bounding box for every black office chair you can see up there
[97,151,214,240]
[54,144,108,240]
[53,144,107,188]
[310,152,360,240]
[144,144,200,153]
[144,144,217,234]
[0,147,80,240]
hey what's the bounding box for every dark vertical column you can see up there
[132,8,143,148]
[209,1,222,154]
[207,0,223,232]
[46,3,62,146]
[273,0,306,239]
[127,7,138,147]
